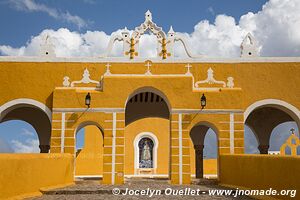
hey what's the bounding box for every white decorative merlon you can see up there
[194,67,236,90]
[195,67,225,87]
[39,35,55,57]
[62,68,101,89]
[241,33,259,57]
[63,76,70,87]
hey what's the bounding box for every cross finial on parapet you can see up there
[145,60,152,75]
[290,128,295,134]
[105,63,111,75]
[185,63,192,75]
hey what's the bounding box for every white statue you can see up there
[141,141,151,161]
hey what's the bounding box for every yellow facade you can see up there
[1,60,299,185]
[0,8,299,187]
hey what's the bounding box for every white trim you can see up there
[133,132,159,175]
[61,113,65,153]
[2,56,300,63]
[229,113,234,154]
[0,98,52,121]
[111,112,117,185]
[178,113,183,185]
[53,107,124,113]
[52,107,243,114]
[75,175,103,178]
[172,109,243,114]
[244,99,300,128]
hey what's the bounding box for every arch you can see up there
[133,132,159,174]
[0,98,52,152]
[244,99,300,154]
[125,86,171,110]
[74,121,104,135]
[191,121,219,136]
[125,86,171,125]
[189,121,219,179]
[244,99,300,128]
[0,98,52,121]
[74,121,104,177]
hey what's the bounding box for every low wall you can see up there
[219,154,300,200]
[203,159,217,175]
[0,154,74,199]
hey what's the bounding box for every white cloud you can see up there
[1,0,300,57]
[8,0,88,29]
[11,138,40,153]
[0,138,14,153]
[20,128,35,137]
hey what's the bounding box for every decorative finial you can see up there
[63,76,70,87]
[145,10,152,21]
[240,32,258,57]
[122,27,129,33]
[168,26,175,34]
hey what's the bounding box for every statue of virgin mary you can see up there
[141,140,151,161]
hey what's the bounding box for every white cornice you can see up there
[1,56,300,63]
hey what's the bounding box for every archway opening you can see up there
[125,88,170,126]
[269,122,298,155]
[0,120,40,153]
[125,87,170,178]
[190,123,218,179]
[0,102,51,153]
[245,102,300,154]
[75,124,104,178]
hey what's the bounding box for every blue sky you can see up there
[0,0,267,47]
[0,0,299,154]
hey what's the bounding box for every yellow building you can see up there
[0,11,300,185]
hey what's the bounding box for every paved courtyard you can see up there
[28,178,255,200]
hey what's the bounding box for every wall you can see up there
[124,117,169,175]
[0,154,74,199]
[75,125,103,176]
[219,155,300,200]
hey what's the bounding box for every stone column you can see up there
[194,145,204,178]
[258,144,269,154]
[39,145,50,153]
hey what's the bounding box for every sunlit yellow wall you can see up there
[75,125,103,176]
[1,60,300,185]
[0,154,74,200]
[124,117,169,175]
[204,159,217,175]
[219,155,300,200]
[0,62,299,111]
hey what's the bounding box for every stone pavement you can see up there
[28,178,255,200]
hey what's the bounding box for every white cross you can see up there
[105,63,111,75]
[145,61,152,75]
[185,63,192,75]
